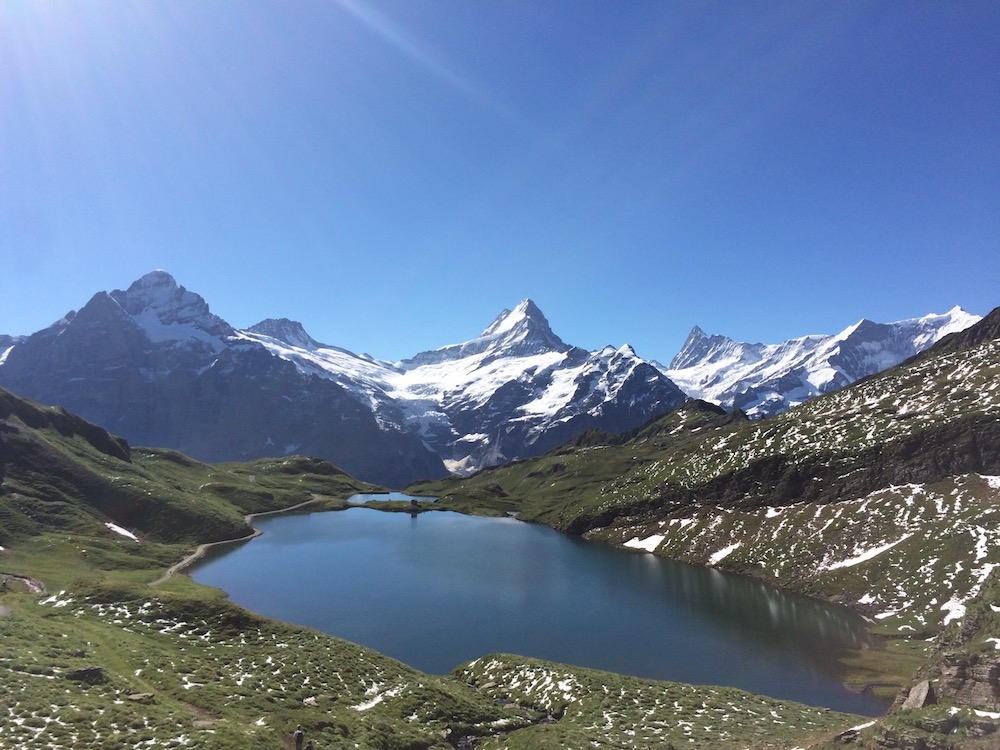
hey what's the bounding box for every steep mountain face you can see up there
[0,272,444,488]
[238,298,688,476]
[394,302,687,473]
[0,273,686,486]
[666,307,980,418]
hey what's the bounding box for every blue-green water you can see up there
[347,492,437,503]
[191,508,887,715]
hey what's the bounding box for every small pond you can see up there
[347,492,437,503]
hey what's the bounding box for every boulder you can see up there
[902,680,936,710]
[66,665,106,684]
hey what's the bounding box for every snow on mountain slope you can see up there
[666,306,981,418]
[236,322,399,417]
[110,269,234,348]
[242,298,686,474]
[0,269,980,484]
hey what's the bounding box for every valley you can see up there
[0,300,997,748]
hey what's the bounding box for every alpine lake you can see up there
[191,497,889,716]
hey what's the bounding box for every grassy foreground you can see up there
[0,518,875,750]
[0,478,991,746]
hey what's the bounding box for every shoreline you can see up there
[161,500,893,715]
[149,495,326,586]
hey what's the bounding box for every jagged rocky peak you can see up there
[669,325,751,370]
[479,299,567,352]
[109,270,232,337]
[667,305,983,419]
[404,298,572,367]
[246,318,322,350]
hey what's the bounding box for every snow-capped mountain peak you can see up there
[666,307,982,418]
[246,318,323,350]
[109,270,233,343]
[669,326,763,371]
[403,298,572,368]
[478,298,567,352]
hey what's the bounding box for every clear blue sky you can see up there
[2,1,997,363]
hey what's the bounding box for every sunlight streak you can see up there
[332,0,525,128]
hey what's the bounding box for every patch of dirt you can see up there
[180,701,220,728]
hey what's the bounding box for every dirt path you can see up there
[0,572,48,617]
[149,495,325,587]
[0,573,47,595]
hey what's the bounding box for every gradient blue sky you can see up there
[2,1,997,363]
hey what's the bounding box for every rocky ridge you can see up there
[0,272,686,486]
[666,306,980,418]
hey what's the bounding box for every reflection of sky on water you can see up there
[346,493,437,503]
[191,508,886,715]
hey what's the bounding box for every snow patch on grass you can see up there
[822,534,913,571]
[105,523,140,541]
[624,534,664,553]
[709,543,740,565]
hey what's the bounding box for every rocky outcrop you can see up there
[937,654,1000,712]
[901,681,936,710]
[870,655,1000,748]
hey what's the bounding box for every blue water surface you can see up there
[192,508,887,715]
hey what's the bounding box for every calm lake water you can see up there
[191,508,887,715]
[347,493,437,503]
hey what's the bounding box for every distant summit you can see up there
[666,307,981,418]
[479,299,568,353]
[109,270,232,339]
[403,298,574,367]
[669,326,775,372]
[247,318,323,350]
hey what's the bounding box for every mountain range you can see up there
[0,270,979,487]
[666,307,979,417]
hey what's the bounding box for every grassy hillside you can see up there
[0,386,881,749]
[0,386,386,548]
